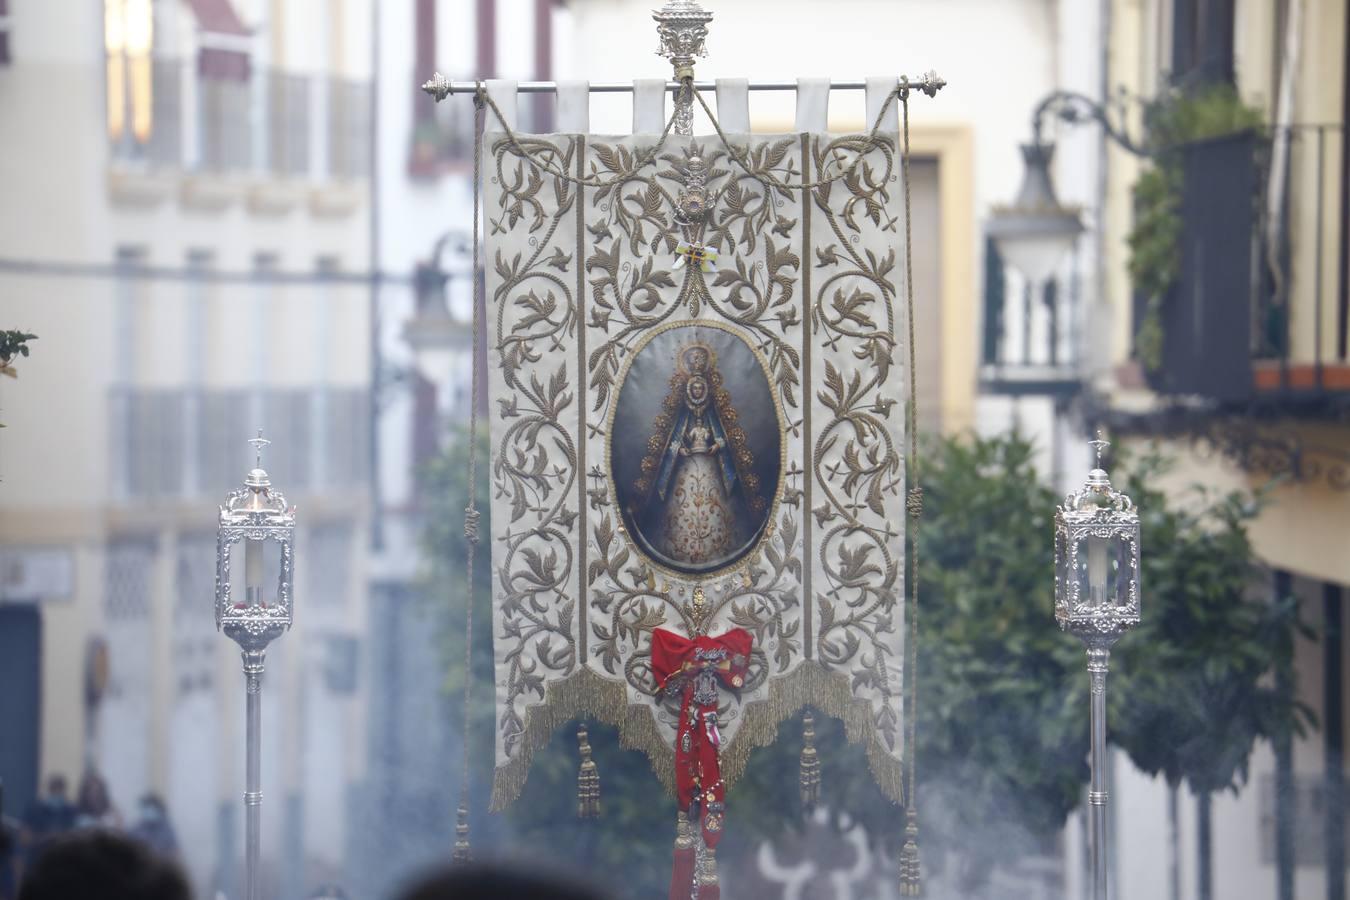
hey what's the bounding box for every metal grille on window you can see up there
[307,523,352,610]
[101,540,156,815]
[268,70,310,177]
[174,535,216,697]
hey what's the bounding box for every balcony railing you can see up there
[109,386,370,501]
[107,57,370,182]
[267,71,310,178]
[978,237,1084,398]
[328,77,372,181]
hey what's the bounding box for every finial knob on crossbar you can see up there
[653,0,712,135]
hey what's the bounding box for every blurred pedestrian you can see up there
[0,811,19,900]
[397,862,610,900]
[308,883,350,900]
[128,794,179,860]
[20,776,75,860]
[74,769,121,830]
[16,829,190,900]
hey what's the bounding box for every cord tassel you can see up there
[452,800,472,864]
[695,847,720,900]
[898,806,921,895]
[799,710,821,813]
[669,811,697,900]
[898,84,923,900]
[576,723,601,818]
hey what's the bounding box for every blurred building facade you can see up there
[1091,1,1350,899]
[0,1,374,897]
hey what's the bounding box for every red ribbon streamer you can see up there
[651,627,752,900]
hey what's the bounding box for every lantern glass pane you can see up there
[1054,526,1069,604]
[226,536,283,609]
[1074,533,1122,610]
[1114,531,1136,609]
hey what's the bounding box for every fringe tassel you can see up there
[669,812,697,900]
[576,722,601,818]
[491,661,904,811]
[452,800,472,864]
[799,710,821,813]
[898,806,921,895]
[695,847,720,900]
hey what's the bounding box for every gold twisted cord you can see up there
[456,89,486,860]
[690,82,906,190]
[474,79,908,194]
[475,81,681,188]
[898,79,923,895]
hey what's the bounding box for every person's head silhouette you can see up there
[18,829,190,900]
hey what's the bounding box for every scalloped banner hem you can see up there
[489,660,904,811]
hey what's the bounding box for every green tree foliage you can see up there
[420,430,1298,896]
[1111,452,1312,897]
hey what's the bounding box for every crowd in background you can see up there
[0,771,180,899]
[0,771,610,900]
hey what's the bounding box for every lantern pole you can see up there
[216,432,296,900]
[243,648,265,900]
[1088,644,1110,900]
[1055,436,1141,900]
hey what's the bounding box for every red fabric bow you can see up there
[651,627,752,900]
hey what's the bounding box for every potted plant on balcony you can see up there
[1128,85,1263,388]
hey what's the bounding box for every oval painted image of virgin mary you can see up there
[610,323,782,576]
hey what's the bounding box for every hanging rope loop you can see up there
[464,506,482,545]
[898,85,923,897]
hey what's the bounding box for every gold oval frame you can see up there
[603,317,790,585]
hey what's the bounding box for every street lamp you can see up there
[987,140,1084,286]
[402,232,473,404]
[216,431,296,900]
[991,90,1146,285]
[1054,435,1141,900]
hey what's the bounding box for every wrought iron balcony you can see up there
[107,57,371,182]
[1135,125,1349,417]
[108,386,370,501]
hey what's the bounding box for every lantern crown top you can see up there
[1061,434,1136,518]
[221,432,294,527]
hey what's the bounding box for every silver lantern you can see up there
[1054,436,1140,900]
[215,431,295,900]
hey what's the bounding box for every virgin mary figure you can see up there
[631,342,766,572]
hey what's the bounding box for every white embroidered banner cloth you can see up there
[483,109,908,808]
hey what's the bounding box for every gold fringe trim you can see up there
[490,660,904,810]
[491,667,675,810]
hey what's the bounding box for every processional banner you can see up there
[483,82,909,809]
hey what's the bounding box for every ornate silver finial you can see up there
[654,0,712,135]
[249,430,271,469]
[245,431,273,492]
[917,70,947,98]
[1085,432,1111,489]
[422,71,452,103]
[1088,432,1109,467]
